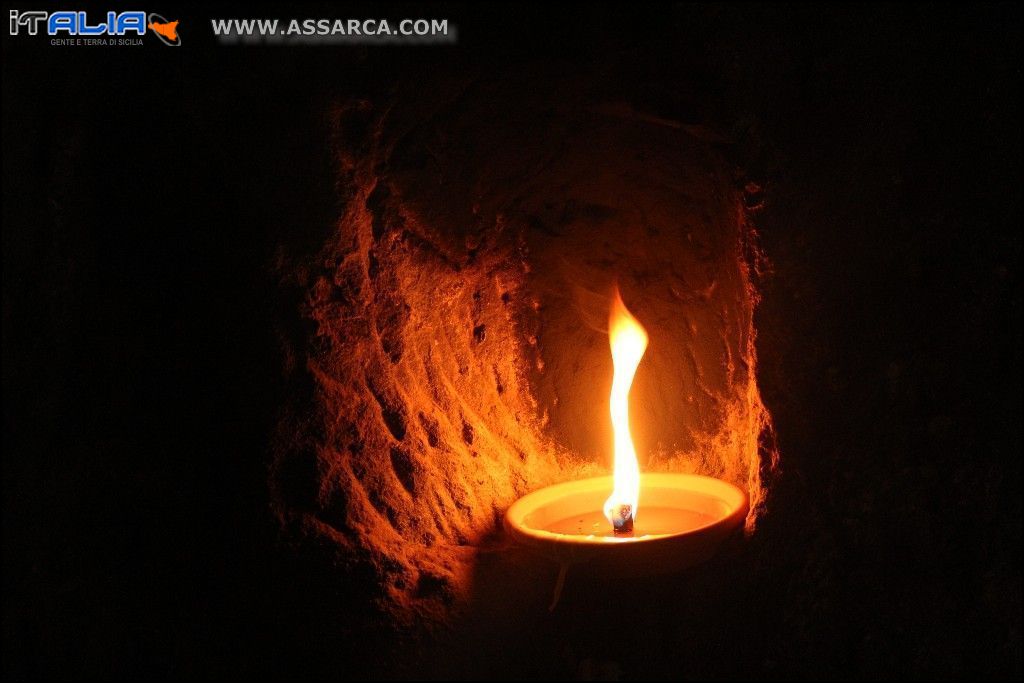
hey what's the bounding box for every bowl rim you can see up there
[504,472,749,548]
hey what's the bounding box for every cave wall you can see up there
[272,68,777,619]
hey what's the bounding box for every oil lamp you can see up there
[505,289,748,601]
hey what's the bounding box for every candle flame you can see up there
[603,289,648,533]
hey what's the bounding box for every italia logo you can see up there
[8,10,181,45]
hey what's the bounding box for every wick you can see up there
[611,503,634,535]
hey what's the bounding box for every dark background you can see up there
[3,2,1020,679]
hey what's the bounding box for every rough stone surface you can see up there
[272,69,777,620]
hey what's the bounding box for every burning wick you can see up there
[609,503,634,535]
[603,289,649,536]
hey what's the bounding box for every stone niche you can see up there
[272,67,778,622]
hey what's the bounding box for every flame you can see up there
[603,289,649,533]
